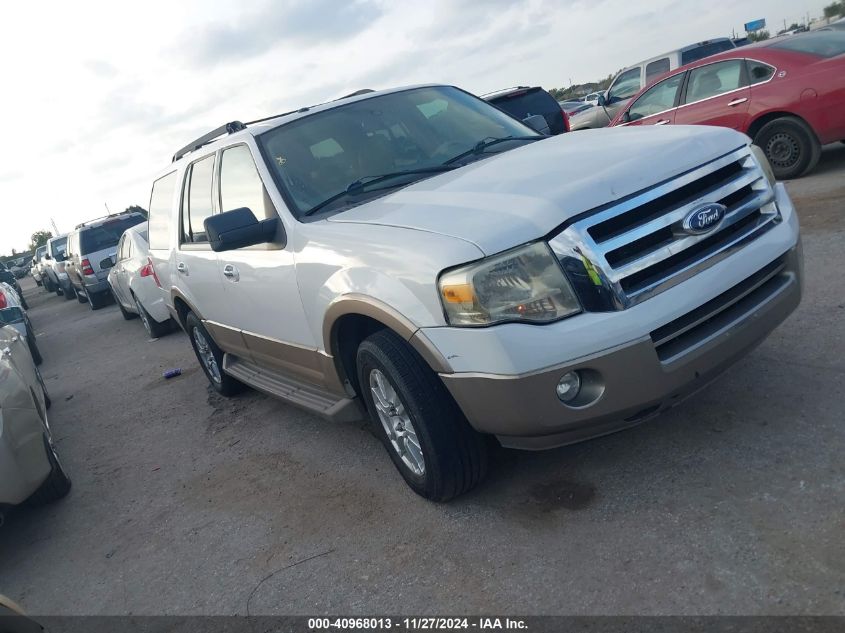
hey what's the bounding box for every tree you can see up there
[125,205,148,218]
[824,1,843,19]
[29,230,53,251]
[749,29,770,42]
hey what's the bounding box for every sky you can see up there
[0,0,828,255]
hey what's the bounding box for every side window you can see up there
[117,236,127,261]
[219,145,275,220]
[183,155,215,244]
[645,58,671,83]
[148,171,177,250]
[607,68,642,103]
[126,238,133,259]
[627,73,685,120]
[747,60,775,85]
[685,60,746,103]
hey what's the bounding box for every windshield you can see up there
[49,236,68,258]
[257,86,536,217]
[79,216,145,253]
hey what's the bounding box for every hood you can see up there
[328,126,749,254]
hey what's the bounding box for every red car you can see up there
[609,30,845,178]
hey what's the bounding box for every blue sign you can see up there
[744,18,766,32]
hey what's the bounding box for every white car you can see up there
[105,224,174,338]
[147,84,801,500]
[0,282,42,365]
[0,325,70,515]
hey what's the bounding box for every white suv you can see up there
[147,84,802,500]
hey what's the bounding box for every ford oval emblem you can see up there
[683,203,727,235]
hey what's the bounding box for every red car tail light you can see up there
[81,259,95,276]
[561,109,571,133]
[0,291,6,309]
[140,257,161,288]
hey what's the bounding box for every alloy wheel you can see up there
[192,327,221,384]
[369,368,425,476]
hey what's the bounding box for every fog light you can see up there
[556,371,581,403]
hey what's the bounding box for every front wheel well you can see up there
[172,296,191,330]
[331,314,389,397]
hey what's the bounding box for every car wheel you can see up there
[135,295,169,338]
[113,290,136,321]
[186,312,242,396]
[86,289,106,310]
[75,286,87,303]
[753,116,821,179]
[25,321,43,366]
[356,329,488,501]
[19,294,29,310]
[27,434,71,505]
[61,283,74,301]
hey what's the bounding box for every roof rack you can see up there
[172,121,247,163]
[73,210,139,230]
[479,86,531,97]
[335,88,375,100]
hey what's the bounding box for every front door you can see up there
[211,143,322,385]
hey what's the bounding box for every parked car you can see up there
[42,234,74,300]
[818,17,845,31]
[30,246,47,287]
[0,262,26,309]
[483,86,569,134]
[559,100,592,116]
[104,224,174,338]
[65,213,146,309]
[610,30,845,178]
[148,84,801,500]
[572,37,737,130]
[0,324,70,517]
[0,283,41,364]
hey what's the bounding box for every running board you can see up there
[223,355,364,423]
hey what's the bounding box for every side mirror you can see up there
[204,208,283,253]
[100,255,116,269]
[621,111,631,124]
[596,94,608,107]
[43,253,51,260]
[523,114,551,135]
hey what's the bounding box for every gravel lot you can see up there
[1,144,843,616]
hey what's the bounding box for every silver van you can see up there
[65,212,147,309]
[570,38,737,130]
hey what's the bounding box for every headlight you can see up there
[750,144,776,187]
[438,242,581,326]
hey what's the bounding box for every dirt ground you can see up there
[1,144,843,615]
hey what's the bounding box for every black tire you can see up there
[75,286,87,303]
[62,282,74,301]
[25,321,43,366]
[35,280,42,287]
[27,434,71,505]
[185,312,242,396]
[356,329,488,501]
[753,116,821,179]
[86,288,107,310]
[55,286,63,297]
[113,290,137,321]
[43,277,54,292]
[134,295,170,338]
[19,294,29,310]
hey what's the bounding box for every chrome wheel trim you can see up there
[369,368,425,476]
[192,327,221,384]
[135,297,152,335]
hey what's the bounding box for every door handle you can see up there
[655,119,670,125]
[222,264,240,282]
[176,262,189,276]
[728,97,748,107]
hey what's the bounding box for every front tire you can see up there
[135,295,170,338]
[186,312,242,396]
[753,116,821,179]
[356,329,488,501]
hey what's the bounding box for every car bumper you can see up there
[430,183,802,450]
[81,278,110,295]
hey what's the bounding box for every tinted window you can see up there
[645,58,671,82]
[628,73,685,120]
[680,40,735,65]
[148,171,176,250]
[184,156,215,243]
[608,68,642,103]
[79,217,145,253]
[747,60,776,84]
[769,31,845,58]
[685,60,745,103]
[490,89,566,134]
[258,86,533,217]
[220,145,274,220]
[49,236,67,259]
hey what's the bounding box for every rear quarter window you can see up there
[148,172,177,250]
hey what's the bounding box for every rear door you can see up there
[674,59,750,130]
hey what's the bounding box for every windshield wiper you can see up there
[302,166,458,217]
[443,136,542,165]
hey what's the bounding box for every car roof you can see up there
[163,83,444,174]
[74,212,144,231]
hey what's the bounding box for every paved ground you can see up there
[1,145,843,616]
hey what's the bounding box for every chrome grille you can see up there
[551,146,780,308]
